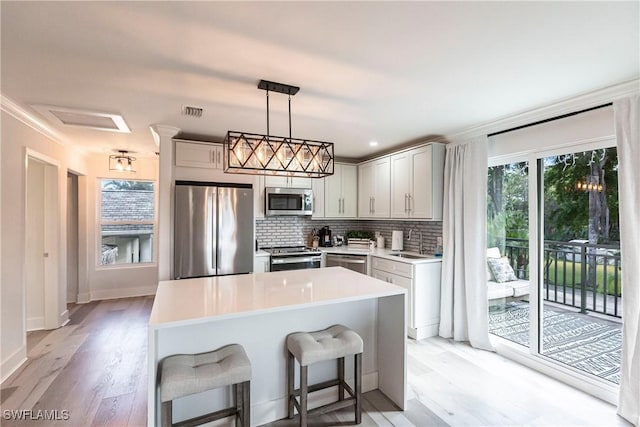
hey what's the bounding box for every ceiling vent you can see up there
[32,105,130,133]
[182,105,203,118]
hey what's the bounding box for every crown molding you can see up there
[446,79,640,143]
[1,94,68,146]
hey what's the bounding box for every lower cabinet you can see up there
[254,253,270,273]
[371,256,441,340]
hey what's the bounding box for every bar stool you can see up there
[286,324,363,426]
[160,344,251,427]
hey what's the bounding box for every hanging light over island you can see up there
[224,80,334,178]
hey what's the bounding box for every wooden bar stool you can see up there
[286,324,363,426]
[160,344,251,427]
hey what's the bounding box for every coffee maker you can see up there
[318,226,332,247]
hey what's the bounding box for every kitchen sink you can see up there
[389,252,429,259]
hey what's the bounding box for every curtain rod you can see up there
[487,102,613,138]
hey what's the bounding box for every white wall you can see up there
[82,153,159,301]
[0,110,88,381]
[488,106,615,160]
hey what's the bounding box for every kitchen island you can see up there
[148,267,406,426]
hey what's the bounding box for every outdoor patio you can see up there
[488,300,622,384]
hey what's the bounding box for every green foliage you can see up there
[545,260,622,296]
[543,148,619,243]
[487,161,529,248]
[345,230,374,239]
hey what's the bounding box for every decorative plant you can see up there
[345,230,374,240]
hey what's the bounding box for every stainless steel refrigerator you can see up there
[174,181,253,279]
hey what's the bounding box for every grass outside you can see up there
[545,260,622,296]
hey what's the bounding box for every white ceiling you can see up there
[2,1,638,159]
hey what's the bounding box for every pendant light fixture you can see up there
[224,80,334,178]
[109,150,136,172]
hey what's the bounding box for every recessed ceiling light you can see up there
[32,104,130,133]
[369,141,379,147]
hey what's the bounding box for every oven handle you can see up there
[271,256,322,265]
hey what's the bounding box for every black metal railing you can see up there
[502,238,622,318]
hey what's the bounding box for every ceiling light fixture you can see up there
[369,141,379,147]
[109,150,136,172]
[223,80,334,178]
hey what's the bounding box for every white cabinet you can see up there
[175,140,224,170]
[324,163,357,218]
[390,143,445,220]
[358,156,390,218]
[371,256,442,339]
[311,178,325,218]
[254,175,265,219]
[254,253,270,273]
[264,176,311,189]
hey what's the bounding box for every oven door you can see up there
[270,255,321,271]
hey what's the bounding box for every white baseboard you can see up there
[89,285,157,301]
[76,292,90,303]
[1,345,27,383]
[409,324,439,340]
[59,309,69,327]
[26,316,45,331]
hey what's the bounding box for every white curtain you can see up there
[439,136,493,350]
[614,95,640,426]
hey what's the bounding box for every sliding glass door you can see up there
[488,144,623,386]
[539,147,622,384]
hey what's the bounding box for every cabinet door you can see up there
[358,161,374,218]
[254,175,265,219]
[341,164,358,218]
[290,177,312,188]
[212,145,224,169]
[409,145,433,219]
[264,176,289,188]
[324,167,342,217]
[175,141,220,169]
[372,157,390,218]
[390,152,411,218]
[253,255,270,273]
[372,268,413,327]
[311,178,325,218]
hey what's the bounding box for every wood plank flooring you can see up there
[0,296,629,426]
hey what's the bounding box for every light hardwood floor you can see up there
[0,297,629,426]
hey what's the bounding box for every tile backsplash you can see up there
[256,217,443,254]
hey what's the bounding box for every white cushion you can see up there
[487,257,518,283]
[487,282,514,299]
[486,247,501,280]
[160,344,251,402]
[287,324,363,366]
[511,280,530,297]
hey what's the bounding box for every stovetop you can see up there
[261,245,321,255]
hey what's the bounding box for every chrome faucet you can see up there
[408,228,425,254]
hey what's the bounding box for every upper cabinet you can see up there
[311,178,325,218]
[175,140,224,170]
[358,156,390,218]
[390,143,445,220]
[264,176,311,189]
[324,163,357,218]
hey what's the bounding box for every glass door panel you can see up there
[540,147,622,384]
[487,161,530,347]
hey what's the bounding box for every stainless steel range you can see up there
[262,246,322,271]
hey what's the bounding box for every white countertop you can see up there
[149,266,405,328]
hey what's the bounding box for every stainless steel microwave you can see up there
[265,187,313,216]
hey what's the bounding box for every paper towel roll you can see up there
[376,236,385,249]
[391,230,403,251]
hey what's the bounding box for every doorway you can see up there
[25,154,59,331]
[67,172,79,303]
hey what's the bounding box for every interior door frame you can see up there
[24,148,62,330]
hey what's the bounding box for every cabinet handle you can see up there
[313,197,316,213]
[404,194,408,212]
[408,194,412,213]
[372,197,375,214]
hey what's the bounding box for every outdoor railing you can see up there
[503,238,622,318]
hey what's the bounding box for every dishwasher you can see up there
[326,254,368,275]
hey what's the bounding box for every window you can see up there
[99,179,155,265]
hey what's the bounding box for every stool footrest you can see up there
[174,407,237,427]
[303,398,357,418]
